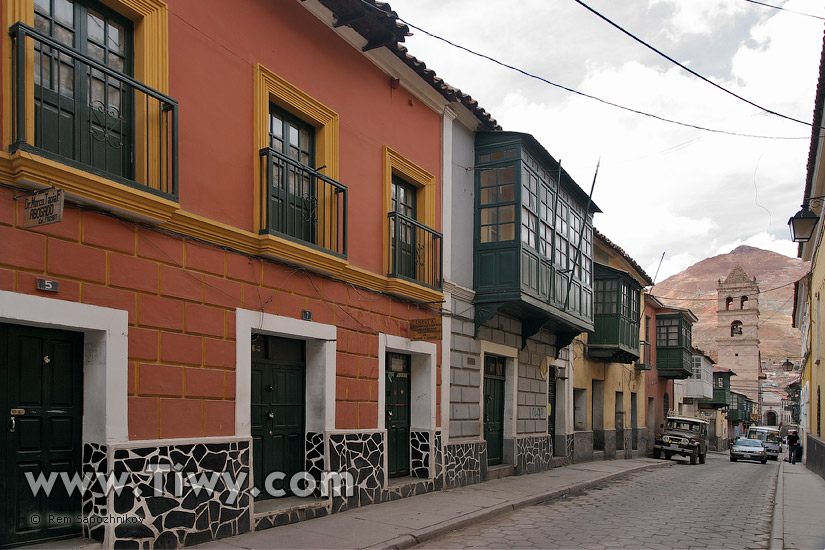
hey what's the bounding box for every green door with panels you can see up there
[34,0,134,179]
[251,335,305,500]
[267,105,316,242]
[484,354,505,466]
[1,323,83,548]
[386,353,411,478]
[391,177,418,280]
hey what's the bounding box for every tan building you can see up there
[570,231,653,461]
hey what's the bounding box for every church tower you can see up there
[715,266,761,408]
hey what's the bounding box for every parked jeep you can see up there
[653,416,709,465]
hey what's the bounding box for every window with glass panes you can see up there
[594,277,638,318]
[595,279,618,314]
[554,201,569,270]
[682,320,692,348]
[267,105,316,241]
[391,176,418,279]
[34,0,134,178]
[656,317,680,347]
[692,356,702,379]
[478,165,516,243]
[716,376,724,389]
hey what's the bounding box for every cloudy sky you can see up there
[385,0,824,281]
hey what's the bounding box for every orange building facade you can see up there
[0,0,494,546]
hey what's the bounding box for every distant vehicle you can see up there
[747,426,782,461]
[654,416,709,465]
[730,438,768,464]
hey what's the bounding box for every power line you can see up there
[357,1,808,140]
[572,0,816,128]
[651,280,797,302]
[741,0,825,21]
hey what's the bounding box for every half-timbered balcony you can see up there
[588,264,641,363]
[259,147,347,257]
[387,211,442,289]
[10,22,178,199]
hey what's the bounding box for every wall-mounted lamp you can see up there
[788,196,825,243]
[782,359,794,372]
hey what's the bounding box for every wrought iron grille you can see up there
[10,22,178,198]
[387,211,442,289]
[259,147,347,257]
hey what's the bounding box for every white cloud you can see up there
[650,0,747,39]
[387,0,821,275]
[714,232,799,258]
[648,252,699,283]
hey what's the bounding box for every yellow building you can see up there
[569,231,653,461]
[789,35,825,475]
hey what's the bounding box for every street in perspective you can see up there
[4,1,825,549]
[419,454,775,549]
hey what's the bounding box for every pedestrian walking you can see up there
[787,430,800,464]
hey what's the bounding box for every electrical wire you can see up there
[651,280,798,301]
[741,0,825,21]
[356,0,809,140]
[571,0,816,128]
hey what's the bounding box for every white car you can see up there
[730,438,768,464]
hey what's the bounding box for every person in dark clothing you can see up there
[787,431,800,464]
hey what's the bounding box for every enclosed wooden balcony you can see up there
[472,132,599,347]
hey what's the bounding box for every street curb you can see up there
[769,455,785,550]
[370,461,673,550]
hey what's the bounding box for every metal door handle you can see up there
[267,411,275,419]
[10,417,15,432]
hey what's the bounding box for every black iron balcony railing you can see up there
[259,147,347,257]
[635,341,652,370]
[10,22,178,198]
[387,211,442,289]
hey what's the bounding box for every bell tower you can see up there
[715,266,760,407]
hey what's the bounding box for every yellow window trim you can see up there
[383,146,437,280]
[383,146,435,228]
[253,63,339,230]
[2,0,169,150]
[0,156,442,304]
[2,150,179,223]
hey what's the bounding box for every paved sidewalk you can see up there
[196,458,671,550]
[770,453,825,550]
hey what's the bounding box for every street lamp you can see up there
[788,204,820,243]
[782,359,794,372]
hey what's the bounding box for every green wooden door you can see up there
[268,106,316,242]
[484,355,506,466]
[386,353,411,478]
[391,177,418,280]
[251,336,305,500]
[33,0,134,179]
[1,323,83,547]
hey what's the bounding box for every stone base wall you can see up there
[603,429,617,459]
[106,440,251,549]
[573,431,594,463]
[635,428,648,455]
[554,432,573,461]
[516,435,552,475]
[443,440,487,488]
[82,443,109,543]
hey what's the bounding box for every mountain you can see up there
[651,245,809,363]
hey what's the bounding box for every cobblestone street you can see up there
[420,453,777,549]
